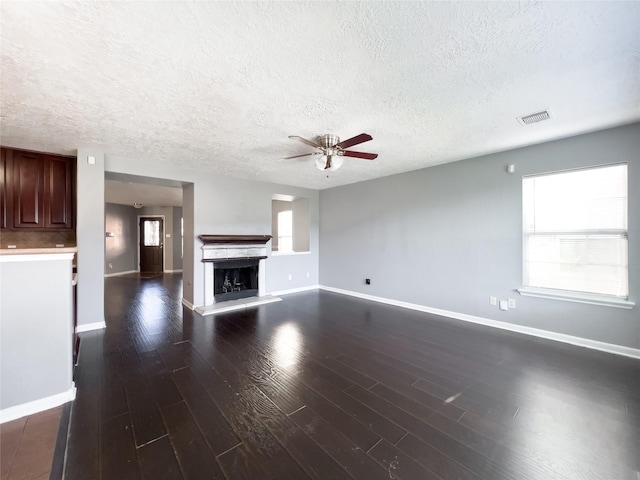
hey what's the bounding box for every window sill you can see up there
[271,251,311,256]
[517,287,635,309]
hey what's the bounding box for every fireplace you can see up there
[214,258,259,302]
[198,235,276,310]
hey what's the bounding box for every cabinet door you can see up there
[45,156,74,228]
[12,151,45,228]
[0,148,9,229]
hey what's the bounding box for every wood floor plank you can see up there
[160,401,226,480]
[396,433,482,480]
[206,373,311,479]
[171,367,241,455]
[290,406,391,480]
[240,386,352,480]
[345,384,515,480]
[370,379,465,421]
[297,383,382,452]
[298,365,407,444]
[137,436,183,480]
[64,393,100,480]
[100,413,141,480]
[126,383,168,447]
[367,438,442,480]
[216,444,268,480]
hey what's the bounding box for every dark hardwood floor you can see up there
[63,274,640,479]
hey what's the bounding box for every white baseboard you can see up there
[182,298,195,310]
[165,269,183,273]
[104,270,137,278]
[269,285,320,296]
[76,321,106,333]
[319,285,640,360]
[0,383,76,424]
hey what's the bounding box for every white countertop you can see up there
[0,246,77,255]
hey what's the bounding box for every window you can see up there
[522,164,628,299]
[271,195,310,253]
[277,210,293,253]
[143,220,161,246]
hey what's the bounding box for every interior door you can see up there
[139,217,164,273]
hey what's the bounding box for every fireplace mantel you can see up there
[198,234,272,245]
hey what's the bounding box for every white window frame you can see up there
[517,164,634,309]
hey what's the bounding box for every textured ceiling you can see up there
[1,1,639,190]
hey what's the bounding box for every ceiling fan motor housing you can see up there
[319,134,340,148]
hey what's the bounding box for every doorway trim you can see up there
[137,214,166,273]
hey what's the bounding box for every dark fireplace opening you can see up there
[214,259,259,302]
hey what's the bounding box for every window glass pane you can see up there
[524,164,627,232]
[278,210,293,235]
[278,210,293,252]
[523,164,628,297]
[144,220,160,246]
[525,234,628,296]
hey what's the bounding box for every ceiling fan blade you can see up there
[342,150,378,160]
[278,152,317,160]
[336,133,373,149]
[289,135,321,148]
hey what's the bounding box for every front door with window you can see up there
[140,217,163,273]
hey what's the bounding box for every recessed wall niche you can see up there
[271,194,310,253]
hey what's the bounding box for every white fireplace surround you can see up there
[195,235,281,315]
[202,243,267,305]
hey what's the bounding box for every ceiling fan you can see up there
[280,133,378,171]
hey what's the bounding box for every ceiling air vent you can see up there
[517,110,551,126]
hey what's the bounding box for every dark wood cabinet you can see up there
[45,156,74,228]
[1,147,75,230]
[0,148,8,229]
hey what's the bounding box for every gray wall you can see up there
[172,206,183,271]
[76,148,105,328]
[183,184,195,305]
[105,203,137,274]
[320,123,640,350]
[293,198,310,252]
[0,256,73,410]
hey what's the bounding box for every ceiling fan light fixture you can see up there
[329,155,344,171]
[315,155,344,171]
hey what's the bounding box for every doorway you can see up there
[139,216,164,273]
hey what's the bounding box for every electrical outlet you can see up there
[490,296,497,306]
[288,274,292,280]
[109,263,113,269]
[508,298,516,309]
[499,300,509,311]
[365,278,371,285]
[306,272,310,278]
